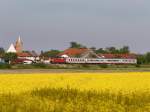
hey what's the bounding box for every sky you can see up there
[0,0,150,53]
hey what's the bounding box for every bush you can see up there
[135,64,141,68]
[33,63,48,68]
[0,63,11,69]
[81,64,90,68]
[99,64,108,68]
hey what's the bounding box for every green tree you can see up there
[95,48,107,54]
[70,42,86,48]
[137,55,146,65]
[0,47,5,56]
[106,47,118,54]
[145,52,150,64]
[41,50,61,58]
[119,46,130,54]
[4,53,17,64]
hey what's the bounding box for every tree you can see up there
[41,50,61,58]
[105,47,118,54]
[70,42,86,48]
[95,48,107,54]
[0,47,5,56]
[4,53,17,64]
[137,55,146,65]
[90,47,96,51]
[145,52,150,64]
[119,46,130,54]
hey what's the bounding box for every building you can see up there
[17,51,39,62]
[0,56,5,63]
[98,53,137,59]
[15,36,23,53]
[7,44,17,53]
[7,36,23,53]
[58,48,100,58]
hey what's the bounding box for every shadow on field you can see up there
[0,88,150,112]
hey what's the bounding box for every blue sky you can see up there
[0,0,150,53]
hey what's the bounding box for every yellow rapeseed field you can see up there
[0,72,150,94]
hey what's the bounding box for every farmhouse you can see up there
[17,51,39,62]
[58,48,100,58]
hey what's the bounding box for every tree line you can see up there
[41,42,130,58]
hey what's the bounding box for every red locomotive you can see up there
[51,58,66,64]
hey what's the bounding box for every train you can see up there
[51,57,137,64]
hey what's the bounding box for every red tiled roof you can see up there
[58,48,88,57]
[98,53,137,59]
[12,58,33,64]
[17,52,32,57]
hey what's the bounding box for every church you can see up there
[7,36,23,53]
[7,36,39,64]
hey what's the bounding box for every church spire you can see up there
[15,35,23,53]
[18,35,21,43]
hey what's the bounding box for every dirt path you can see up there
[0,68,150,74]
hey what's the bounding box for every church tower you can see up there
[15,36,23,53]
